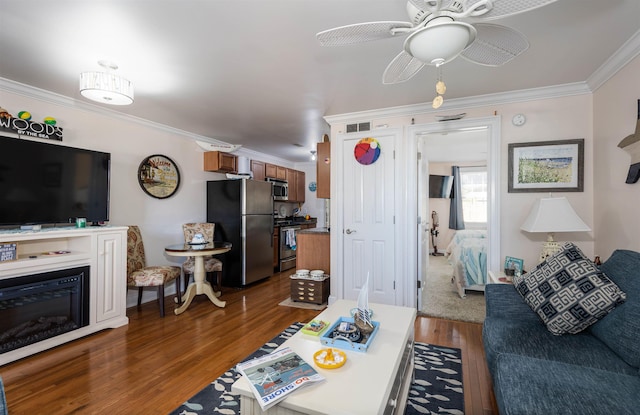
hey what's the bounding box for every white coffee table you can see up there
[232,299,416,415]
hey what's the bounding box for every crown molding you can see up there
[587,28,640,92]
[3,25,639,147]
[324,82,591,125]
[0,77,232,147]
[325,29,640,126]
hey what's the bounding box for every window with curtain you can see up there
[459,167,487,228]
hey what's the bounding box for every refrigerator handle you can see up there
[270,217,274,247]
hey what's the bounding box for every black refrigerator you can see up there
[207,179,274,287]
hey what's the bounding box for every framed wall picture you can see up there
[137,154,180,199]
[504,256,524,273]
[508,139,584,193]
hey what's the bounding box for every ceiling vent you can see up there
[346,121,371,133]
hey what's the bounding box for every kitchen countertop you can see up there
[274,217,317,227]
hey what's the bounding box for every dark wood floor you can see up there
[0,271,498,415]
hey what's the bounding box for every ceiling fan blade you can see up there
[460,23,529,66]
[408,0,455,12]
[382,50,426,84]
[467,0,559,21]
[316,21,414,46]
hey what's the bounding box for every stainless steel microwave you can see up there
[266,178,288,201]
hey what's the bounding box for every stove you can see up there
[274,218,293,226]
[274,216,307,227]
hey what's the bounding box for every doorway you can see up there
[418,131,488,319]
[406,116,501,310]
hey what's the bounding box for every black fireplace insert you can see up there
[0,266,90,354]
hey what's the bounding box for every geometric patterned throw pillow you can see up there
[513,242,626,335]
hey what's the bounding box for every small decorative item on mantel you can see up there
[0,107,63,141]
[43,116,57,126]
[0,107,12,119]
[18,111,32,121]
[0,242,18,262]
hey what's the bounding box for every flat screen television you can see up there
[429,174,453,198]
[0,135,110,226]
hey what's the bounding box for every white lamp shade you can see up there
[521,197,591,233]
[79,71,134,105]
[404,20,476,65]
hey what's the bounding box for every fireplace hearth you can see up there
[0,266,90,354]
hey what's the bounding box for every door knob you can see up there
[345,229,356,234]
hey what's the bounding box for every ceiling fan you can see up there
[316,0,558,85]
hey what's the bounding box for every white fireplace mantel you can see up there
[0,226,129,365]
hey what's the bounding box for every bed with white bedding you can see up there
[445,230,487,298]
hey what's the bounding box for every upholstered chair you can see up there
[182,223,223,291]
[127,225,181,317]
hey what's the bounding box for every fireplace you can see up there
[0,266,90,354]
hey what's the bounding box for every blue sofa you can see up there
[483,249,640,414]
[0,376,6,415]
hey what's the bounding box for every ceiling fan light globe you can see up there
[404,21,477,65]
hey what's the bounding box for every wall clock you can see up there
[309,181,317,192]
[512,113,526,126]
[354,137,381,165]
[138,154,180,199]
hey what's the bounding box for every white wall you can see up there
[0,88,275,307]
[294,161,327,229]
[593,54,640,260]
[329,94,595,273]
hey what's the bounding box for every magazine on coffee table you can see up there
[236,346,324,410]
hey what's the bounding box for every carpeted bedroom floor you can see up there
[420,255,486,324]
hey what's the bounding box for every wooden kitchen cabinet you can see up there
[266,163,287,180]
[296,231,330,274]
[251,160,266,181]
[316,141,330,198]
[286,168,297,202]
[265,163,277,178]
[204,151,237,173]
[286,169,306,203]
[295,170,305,203]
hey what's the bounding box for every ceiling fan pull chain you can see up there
[436,65,446,95]
[432,60,446,109]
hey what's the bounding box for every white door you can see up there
[342,134,396,304]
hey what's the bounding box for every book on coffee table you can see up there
[236,346,324,411]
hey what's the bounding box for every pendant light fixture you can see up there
[79,60,134,105]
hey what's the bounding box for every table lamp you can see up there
[520,196,591,263]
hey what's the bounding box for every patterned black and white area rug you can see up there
[169,323,464,415]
